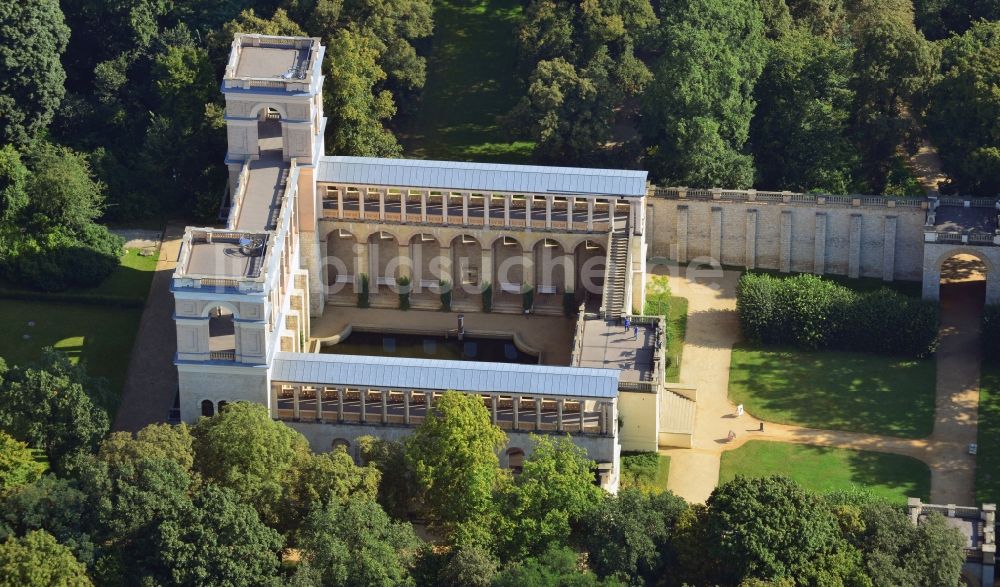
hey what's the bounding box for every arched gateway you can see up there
[922,244,1000,304]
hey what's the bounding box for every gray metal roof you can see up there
[316,156,648,198]
[271,352,620,398]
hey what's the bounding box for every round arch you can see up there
[248,102,289,120]
[200,399,215,417]
[506,447,525,473]
[449,233,487,250]
[200,301,241,319]
[933,248,994,276]
[332,438,351,452]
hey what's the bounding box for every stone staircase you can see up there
[659,387,697,448]
[602,223,630,319]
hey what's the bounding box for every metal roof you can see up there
[271,352,620,399]
[316,156,648,198]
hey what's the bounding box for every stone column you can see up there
[292,385,301,420]
[598,401,606,435]
[745,210,757,269]
[316,388,324,421]
[358,189,366,219]
[381,389,388,424]
[779,210,792,273]
[439,245,453,290]
[360,388,367,423]
[882,216,897,282]
[564,252,576,294]
[535,396,542,429]
[400,191,408,223]
[404,390,411,424]
[676,206,689,263]
[557,398,565,432]
[420,191,428,223]
[814,212,827,275]
[849,214,862,278]
[398,243,412,281]
[504,194,511,226]
[587,199,595,231]
[442,193,449,225]
[710,207,723,263]
[608,197,618,226]
[526,195,533,229]
[546,196,553,228]
[337,388,344,422]
[462,192,470,225]
[336,187,344,218]
[482,247,494,291]
[356,241,370,290]
[378,189,386,221]
[484,194,491,227]
[491,394,498,424]
[426,391,433,412]
[513,395,520,430]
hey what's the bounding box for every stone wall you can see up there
[646,194,928,281]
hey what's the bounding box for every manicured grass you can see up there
[0,300,142,413]
[720,441,930,503]
[644,275,687,382]
[82,248,159,299]
[977,367,1000,505]
[399,0,534,162]
[728,343,936,438]
[620,451,671,493]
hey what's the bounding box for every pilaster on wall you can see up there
[849,214,862,278]
[710,207,722,263]
[779,211,792,273]
[814,213,827,275]
[745,210,757,269]
[882,216,897,282]
[677,206,689,263]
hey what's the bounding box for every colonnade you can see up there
[271,383,616,436]
[319,185,640,234]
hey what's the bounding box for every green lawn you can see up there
[977,367,1000,505]
[399,0,534,162]
[644,275,687,382]
[729,343,936,438]
[620,452,671,493]
[0,301,142,413]
[82,248,159,299]
[720,441,930,504]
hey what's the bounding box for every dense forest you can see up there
[0,357,968,586]
[0,0,998,290]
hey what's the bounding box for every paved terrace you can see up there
[235,121,288,233]
[934,205,998,234]
[577,318,655,383]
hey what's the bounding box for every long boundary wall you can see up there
[646,189,928,281]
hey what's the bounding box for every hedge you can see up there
[736,272,938,357]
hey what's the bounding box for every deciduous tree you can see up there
[0,530,91,587]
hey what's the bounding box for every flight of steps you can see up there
[602,224,630,319]
[659,388,697,448]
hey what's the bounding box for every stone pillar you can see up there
[358,189,366,219]
[546,196,553,228]
[564,252,576,294]
[420,191,428,222]
[398,243,412,281]
[356,241,370,290]
[442,193,449,225]
[525,195,533,229]
[404,390,411,424]
[745,209,757,269]
[439,245,453,289]
[378,189,386,221]
[568,197,576,230]
[484,194,491,227]
[400,191,408,223]
[481,248,493,290]
[462,192,470,225]
[336,187,344,218]
[849,214,862,278]
[381,389,388,424]
[814,212,827,275]
[535,396,542,429]
[491,394,498,424]
[882,216,897,282]
[598,401,606,435]
[337,388,344,422]
[426,391,433,412]
[504,194,511,226]
[609,198,618,226]
[316,388,324,421]
[710,207,723,263]
[270,384,280,419]
[557,398,565,432]
[293,385,301,420]
[587,199,594,231]
[779,210,792,273]
[360,388,367,422]
[513,395,520,429]
[676,206,689,263]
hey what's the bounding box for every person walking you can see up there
[633,325,639,340]
[624,316,630,332]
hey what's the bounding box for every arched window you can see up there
[217,401,229,413]
[201,400,215,417]
[332,438,351,452]
[507,448,525,474]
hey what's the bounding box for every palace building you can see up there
[172,34,690,491]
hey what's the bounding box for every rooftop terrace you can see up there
[223,34,322,92]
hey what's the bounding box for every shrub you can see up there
[440,280,452,312]
[481,282,492,313]
[1,224,122,292]
[357,274,369,308]
[736,272,938,357]
[522,284,534,312]
[397,276,411,311]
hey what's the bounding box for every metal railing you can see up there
[649,185,932,209]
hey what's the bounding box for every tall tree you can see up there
[497,435,604,558]
[280,447,381,536]
[193,402,311,527]
[0,530,91,587]
[641,0,766,188]
[0,475,95,566]
[925,19,1000,195]
[0,0,70,147]
[405,391,506,542]
[750,29,859,193]
[0,430,45,494]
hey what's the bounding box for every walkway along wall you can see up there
[646,189,927,281]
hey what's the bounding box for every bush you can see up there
[736,272,938,357]
[397,276,411,311]
[0,224,123,292]
[522,284,534,312]
[440,280,452,312]
[982,305,1000,364]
